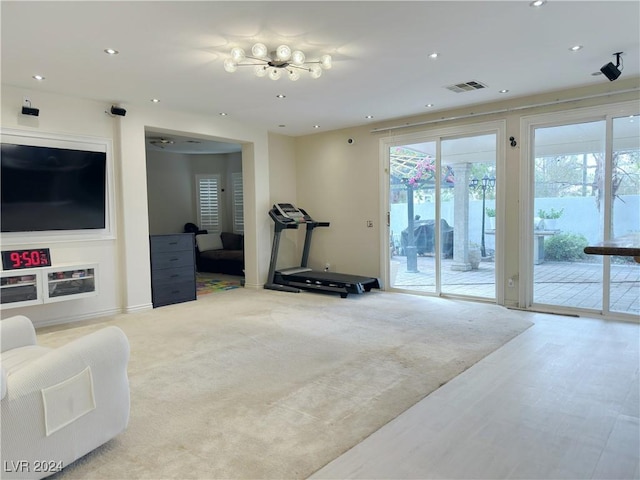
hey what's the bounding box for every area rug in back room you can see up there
[196,276,241,295]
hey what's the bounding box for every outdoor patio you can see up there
[391,254,639,315]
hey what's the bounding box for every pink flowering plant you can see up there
[407,157,436,186]
[390,147,454,188]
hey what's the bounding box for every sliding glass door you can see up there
[528,107,639,316]
[441,135,496,297]
[389,140,438,294]
[610,115,640,315]
[387,129,498,300]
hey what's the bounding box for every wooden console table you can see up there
[584,233,640,263]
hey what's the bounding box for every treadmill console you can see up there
[275,203,307,223]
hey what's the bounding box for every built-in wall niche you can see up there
[0,264,98,309]
[0,128,115,246]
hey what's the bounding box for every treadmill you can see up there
[265,203,380,298]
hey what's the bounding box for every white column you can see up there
[451,163,473,271]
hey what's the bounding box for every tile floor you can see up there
[310,312,640,479]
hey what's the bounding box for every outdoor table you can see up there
[486,229,559,264]
[584,233,640,264]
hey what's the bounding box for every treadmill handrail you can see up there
[268,205,330,229]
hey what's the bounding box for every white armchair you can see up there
[1,315,130,479]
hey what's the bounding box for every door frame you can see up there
[519,100,639,317]
[379,120,506,302]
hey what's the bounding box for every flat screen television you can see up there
[1,143,107,232]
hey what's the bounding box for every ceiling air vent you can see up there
[446,81,488,93]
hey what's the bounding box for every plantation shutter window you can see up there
[232,172,244,234]
[196,174,220,233]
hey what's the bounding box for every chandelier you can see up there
[223,43,332,81]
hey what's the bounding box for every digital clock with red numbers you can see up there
[1,248,52,270]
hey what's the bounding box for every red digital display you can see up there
[2,248,52,270]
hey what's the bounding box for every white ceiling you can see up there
[2,0,639,150]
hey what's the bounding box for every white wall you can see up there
[221,152,243,233]
[1,85,274,323]
[146,151,194,235]
[116,106,270,304]
[267,133,300,270]
[294,125,383,277]
[146,150,244,236]
[294,78,640,305]
[3,78,637,322]
[191,152,242,233]
[0,85,123,325]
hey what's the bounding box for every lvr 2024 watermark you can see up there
[3,460,63,474]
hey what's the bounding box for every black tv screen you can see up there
[1,143,107,232]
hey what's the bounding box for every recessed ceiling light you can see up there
[425,103,434,108]
[529,0,546,7]
[365,115,374,119]
[278,125,286,128]
[150,98,160,103]
[32,75,45,81]
[499,89,509,94]
[428,52,439,59]
[591,71,603,76]
[313,125,320,129]
[569,45,583,52]
[219,112,228,116]
[104,48,119,55]
[276,94,286,99]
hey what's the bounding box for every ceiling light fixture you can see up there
[529,0,546,7]
[149,137,175,148]
[32,75,45,81]
[428,52,439,59]
[499,89,509,94]
[224,43,332,81]
[569,45,583,52]
[104,48,119,55]
[150,98,160,103]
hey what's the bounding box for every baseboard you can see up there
[125,303,153,314]
[35,307,123,328]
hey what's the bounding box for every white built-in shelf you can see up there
[1,264,98,309]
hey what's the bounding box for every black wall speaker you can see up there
[21,106,40,116]
[600,62,622,81]
[110,106,127,116]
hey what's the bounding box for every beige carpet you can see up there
[38,288,533,480]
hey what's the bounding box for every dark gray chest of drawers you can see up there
[150,233,196,308]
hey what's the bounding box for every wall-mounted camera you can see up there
[110,105,126,116]
[347,138,355,145]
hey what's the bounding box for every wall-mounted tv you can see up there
[1,143,107,232]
